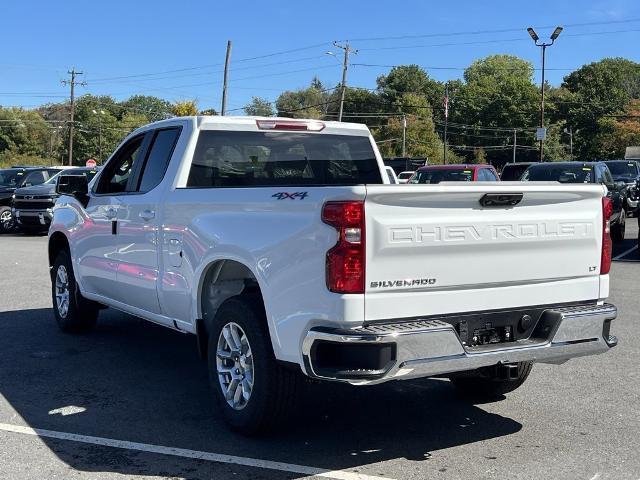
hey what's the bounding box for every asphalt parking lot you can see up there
[0,223,638,480]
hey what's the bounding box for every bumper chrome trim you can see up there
[301,303,617,385]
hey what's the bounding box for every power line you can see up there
[357,28,640,52]
[348,18,640,42]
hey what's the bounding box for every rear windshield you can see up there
[500,164,530,181]
[522,164,594,183]
[186,131,381,187]
[606,162,638,178]
[0,169,24,187]
[409,168,473,184]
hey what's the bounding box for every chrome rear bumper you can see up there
[301,303,617,385]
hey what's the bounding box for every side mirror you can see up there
[56,175,89,205]
[614,180,626,191]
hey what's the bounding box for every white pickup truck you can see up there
[48,116,618,433]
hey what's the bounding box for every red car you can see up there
[408,164,500,184]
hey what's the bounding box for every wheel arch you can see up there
[48,231,70,271]
[195,257,271,360]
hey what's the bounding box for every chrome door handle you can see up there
[139,209,155,221]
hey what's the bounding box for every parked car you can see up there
[603,160,640,215]
[397,171,415,184]
[500,162,534,181]
[522,161,627,241]
[0,167,62,232]
[49,116,617,434]
[408,164,500,184]
[12,167,100,232]
[384,166,399,184]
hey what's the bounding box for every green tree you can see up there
[275,79,330,118]
[0,107,51,166]
[172,100,198,117]
[593,100,640,158]
[69,95,123,164]
[450,55,539,165]
[561,58,640,158]
[376,65,444,111]
[120,95,172,122]
[244,97,275,117]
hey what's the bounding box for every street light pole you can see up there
[92,109,105,161]
[527,26,562,162]
[564,126,573,159]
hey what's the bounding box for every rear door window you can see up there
[137,128,181,193]
[186,131,381,187]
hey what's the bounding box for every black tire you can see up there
[611,211,626,242]
[0,206,14,233]
[51,250,99,333]
[207,294,300,435]
[449,361,533,399]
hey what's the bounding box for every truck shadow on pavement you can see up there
[0,307,523,478]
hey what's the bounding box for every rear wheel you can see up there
[0,206,14,233]
[611,210,626,242]
[449,361,533,399]
[207,295,300,435]
[52,250,99,333]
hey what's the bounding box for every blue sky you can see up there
[1,0,640,113]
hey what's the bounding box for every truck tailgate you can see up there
[364,183,606,322]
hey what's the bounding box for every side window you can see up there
[603,167,614,185]
[94,136,145,194]
[477,169,488,181]
[137,128,181,193]
[487,169,499,181]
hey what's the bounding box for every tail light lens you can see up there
[601,196,613,274]
[322,201,365,294]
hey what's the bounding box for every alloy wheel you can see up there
[216,322,254,410]
[55,265,70,318]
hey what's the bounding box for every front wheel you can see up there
[207,295,300,435]
[449,361,533,399]
[0,206,14,233]
[52,250,99,333]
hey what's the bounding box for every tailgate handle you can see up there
[479,193,523,207]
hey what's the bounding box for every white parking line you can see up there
[613,245,638,260]
[0,422,392,480]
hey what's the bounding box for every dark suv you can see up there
[500,162,534,181]
[0,167,62,232]
[12,167,100,232]
[522,161,627,241]
[604,160,640,215]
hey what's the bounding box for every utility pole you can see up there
[443,83,449,165]
[402,114,407,158]
[61,68,86,166]
[512,129,517,163]
[221,40,232,116]
[333,41,357,122]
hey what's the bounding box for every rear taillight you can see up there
[601,196,613,274]
[322,201,365,294]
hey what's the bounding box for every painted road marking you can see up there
[613,245,638,260]
[0,423,393,480]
